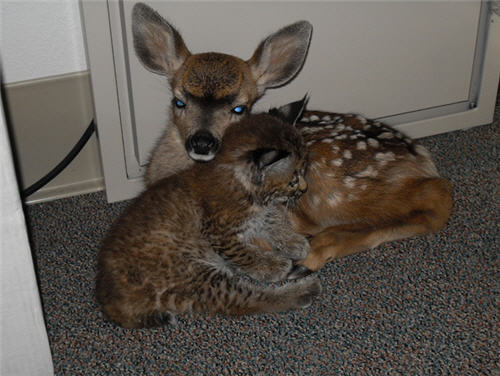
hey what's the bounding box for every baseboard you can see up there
[3,71,104,204]
[25,177,105,205]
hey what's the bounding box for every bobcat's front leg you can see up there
[263,209,310,260]
[235,209,310,281]
[214,239,294,282]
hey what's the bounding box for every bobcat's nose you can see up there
[186,130,220,162]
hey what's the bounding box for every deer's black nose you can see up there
[188,131,218,154]
[186,131,220,161]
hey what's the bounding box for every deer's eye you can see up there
[232,105,246,115]
[173,98,186,109]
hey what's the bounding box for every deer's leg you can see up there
[298,177,453,271]
[298,222,417,271]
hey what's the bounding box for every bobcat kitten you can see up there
[96,114,321,328]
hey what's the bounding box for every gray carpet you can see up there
[26,97,499,375]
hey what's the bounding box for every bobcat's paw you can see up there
[291,277,322,309]
[246,256,293,283]
[280,234,311,260]
[287,264,314,280]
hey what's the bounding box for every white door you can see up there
[0,84,54,376]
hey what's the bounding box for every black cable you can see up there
[21,120,96,198]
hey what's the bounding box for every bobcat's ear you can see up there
[268,94,309,125]
[251,148,291,170]
[250,148,292,185]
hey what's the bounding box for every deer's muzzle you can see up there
[186,130,220,162]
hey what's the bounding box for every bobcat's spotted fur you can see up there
[96,114,320,328]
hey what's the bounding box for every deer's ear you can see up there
[132,3,191,77]
[247,21,312,95]
[268,94,309,125]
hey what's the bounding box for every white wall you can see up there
[0,0,88,84]
[1,0,102,205]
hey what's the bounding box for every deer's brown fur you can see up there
[132,3,453,277]
[284,110,453,272]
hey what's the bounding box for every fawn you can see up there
[270,97,453,276]
[132,3,312,185]
[133,3,453,277]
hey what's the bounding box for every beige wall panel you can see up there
[3,72,104,203]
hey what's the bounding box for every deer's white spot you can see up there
[356,115,367,124]
[343,150,352,159]
[335,124,346,132]
[375,151,396,162]
[378,132,394,139]
[309,162,324,175]
[335,134,348,140]
[310,115,320,122]
[350,135,358,140]
[322,115,332,121]
[355,165,378,178]
[301,117,310,122]
[360,184,368,191]
[395,132,403,139]
[303,128,323,136]
[331,158,343,167]
[367,138,380,148]
[343,176,356,188]
[357,141,367,150]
